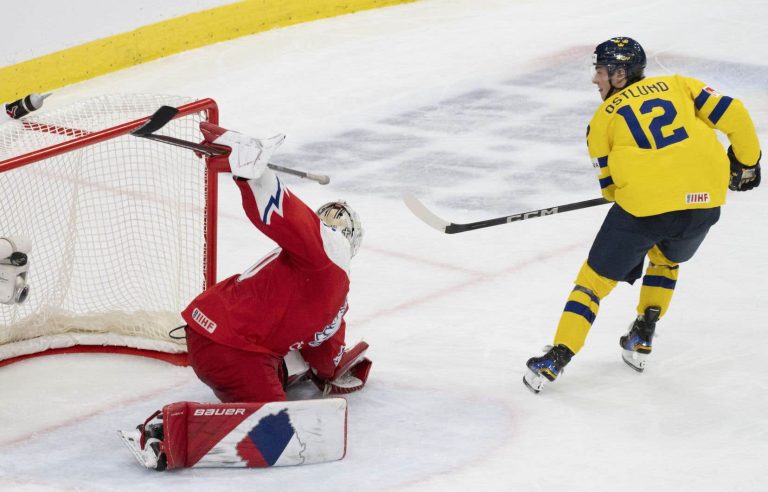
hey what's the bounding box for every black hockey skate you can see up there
[118,412,167,471]
[620,306,661,372]
[523,344,574,394]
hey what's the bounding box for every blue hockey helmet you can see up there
[592,37,646,84]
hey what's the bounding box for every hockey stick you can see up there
[403,193,610,234]
[132,106,331,185]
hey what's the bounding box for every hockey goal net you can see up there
[0,95,226,367]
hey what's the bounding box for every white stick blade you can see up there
[118,429,158,469]
[402,193,449,232]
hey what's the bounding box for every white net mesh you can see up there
[0,94,213,361]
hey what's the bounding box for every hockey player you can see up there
[0,236,31,305]
[181,123,371,404]
[2,93,49,121]
[524,37,761,393]
[119,125,370,471]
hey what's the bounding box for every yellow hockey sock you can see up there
[636,245,678,318]
[553,262,617,353]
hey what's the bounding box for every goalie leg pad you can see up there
[121,399,348,470]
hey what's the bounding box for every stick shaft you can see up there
[404,193,610,234]
[131,111,330,185]
[448,198,610,233]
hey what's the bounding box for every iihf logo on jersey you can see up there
[686,192,710,204]
[192,308,217,333]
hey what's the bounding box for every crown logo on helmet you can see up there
[592,37,647,92]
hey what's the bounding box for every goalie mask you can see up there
[316,201,363,257]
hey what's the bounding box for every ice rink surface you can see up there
[1,0,767,490]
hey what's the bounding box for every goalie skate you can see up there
[118,429,165,471]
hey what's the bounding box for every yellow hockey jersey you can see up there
[587,75,760,217]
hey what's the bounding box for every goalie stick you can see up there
[132,106,331,185]
[403,193,610,234]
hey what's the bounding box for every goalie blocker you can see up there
[119,399,348,470]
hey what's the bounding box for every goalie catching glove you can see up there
[0,236,31,305]
[312,341,372,395]
[200,122,285,180]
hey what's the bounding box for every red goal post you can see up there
[0,95,228,367]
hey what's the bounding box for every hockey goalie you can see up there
[120,122,371,470]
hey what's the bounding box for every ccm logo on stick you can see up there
[193,408,246,416]
[507,207,558,222]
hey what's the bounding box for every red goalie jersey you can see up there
[181,170,354,401]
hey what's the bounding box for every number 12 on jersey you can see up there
[616,98,689,150]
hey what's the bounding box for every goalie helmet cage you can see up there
[0,95,228,368]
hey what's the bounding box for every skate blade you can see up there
[523,370,546,394]
[118,429,159,469]
[621,350,647,372]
